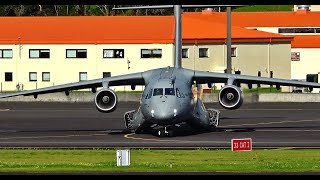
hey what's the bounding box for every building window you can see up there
[278,28,320,34]
[0,49,13,58]
[103,49,124,58]
[199,48,209,58]
[5,72,12,82]
[29,72,37,82]
[182,48,189,58]
[42,72,50,82]
[79,72,87,81]
[66,49,87,58]
[231,47,237,57]
[29,49,50,58]
[103,72,111,78]
[141,49,162,58]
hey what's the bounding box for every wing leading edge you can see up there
[0,72,145,98]
[193,70,320,89]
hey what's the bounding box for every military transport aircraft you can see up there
[1,5,320,137]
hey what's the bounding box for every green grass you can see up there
[233,5,294,12]
[242,87,281,93]
[0,149,319,172]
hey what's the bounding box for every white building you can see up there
[0,15,292,92]
[185,9,320,84]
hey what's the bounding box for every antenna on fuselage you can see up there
[113,5,243,69]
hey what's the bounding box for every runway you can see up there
[0,102,319,148]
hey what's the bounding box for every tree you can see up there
[3,6,16,16]
[54,5,60,16]
[13,5,24,16]
[86,5,102,16]
[96,5,114,16]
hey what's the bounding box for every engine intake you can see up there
[218,85,243,110]
[94,88,118,113]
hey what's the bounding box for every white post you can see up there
[116,149,130,166]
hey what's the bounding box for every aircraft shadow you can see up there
[6,125,317,137]
[131,124,320,137]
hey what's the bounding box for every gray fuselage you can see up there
[140,67,195,125]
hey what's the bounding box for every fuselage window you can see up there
[153,88,163,96]
[176,88,185,98]
[165,88,175,96]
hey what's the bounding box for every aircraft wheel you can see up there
[166,130,174,137]
[158,129,166,137]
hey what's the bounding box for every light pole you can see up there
[226,6,232,74]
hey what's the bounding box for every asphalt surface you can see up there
[0,101,319,148]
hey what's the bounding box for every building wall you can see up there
[182,42,291,77]
[0,42,291,92]
[291,48,320,93]
[0,44,174,91]
[255,27,279,34]
[255,27,320,36]
[291,48,320,80]
[294,5,320,11]
[181,42,291,91]
[181,44,225,72]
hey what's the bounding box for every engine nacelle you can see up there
[94,88,118,113]
[218,85,243,110]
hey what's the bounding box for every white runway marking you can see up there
[0,133,107,140]
[0,109,10,111]
[256,130,320,132]
[220,119,320,127]
[219,109,314,111]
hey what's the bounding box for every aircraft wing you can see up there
[0,72,144,98]
[193,70,320,89]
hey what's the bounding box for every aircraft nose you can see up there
[151,107,179,121]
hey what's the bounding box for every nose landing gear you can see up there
[157,126,174,137]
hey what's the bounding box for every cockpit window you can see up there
[176,88,185,98]
[146,88,153,99]
[153,88,163,96]
[165,88,175,96]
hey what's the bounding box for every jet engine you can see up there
[218,85,243,110]
[94,88,118,113]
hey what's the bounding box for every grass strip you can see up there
[0,149,319,172]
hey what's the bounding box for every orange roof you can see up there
[0,16,174,44]
[291,35,320,48]
[184,11,320,48]
[184,11,320,27]
[0,15,291,44]
[182,16,292,43]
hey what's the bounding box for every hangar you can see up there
[0,13,293,92]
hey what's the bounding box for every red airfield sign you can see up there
[231,138,252,151]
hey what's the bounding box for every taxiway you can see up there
[0,102,319,148]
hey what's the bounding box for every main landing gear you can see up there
[157,126,174,137]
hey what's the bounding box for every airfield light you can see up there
[173,109,177,117]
